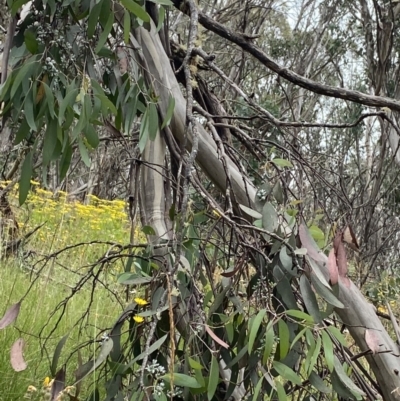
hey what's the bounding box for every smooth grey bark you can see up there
[301,226,400,401]
[130,22,256,209]
[117,6,400,400]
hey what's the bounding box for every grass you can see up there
[0,184,144,401]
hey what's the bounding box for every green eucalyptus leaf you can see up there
[161,95,175,129]
[277,319,290,360]
[19,151,33,205]
[120,0,150,22]
[262,202,278,233]
[160,373,201,388]
[95,12,114,54]
[148,103,159,141]
[309,371,331,394]
[51,333,69,377]
[272,361,302,385]
[321,330,334,372]
[207,355,219,400]
[271,158,293,168]
[248,309,266,355]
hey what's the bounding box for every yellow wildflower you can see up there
[133,315,144,323]
[43,377,51,387]
[134,297,148,306]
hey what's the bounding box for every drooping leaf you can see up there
[251,376,263,401]
[24,29,38,54]
[309,371,331,393]
[59,138,73,180]
[139,108,149,153]
[188,358,204,370]
[310,273,344,309]
[205,324,229,349]
[50,367,66,401]
[262,202,278,233]
[10,338,27,372]
[156,5,166,32]
[0,303,21,329]
[83,124,100,148]
[161,95,175,129]
[43,82,55,118]
[248,309,266,354]
[299,274,322,323]
[117,273,152,285]
[120,0,150,22]
[24,89,37,131]
[75,338,113,383]
[160,373,202,388]
[271,158,293,168]
[15,118,30,144]
[142,225,156,235]
[306,256,331,289]
[333,356,365,398]
[262,326,274,364]
[277,319,290,360]
[51,334,69,377]
[148,102,159,141]
[285,309,314,323]
[123,9,131,44]
[299,224,326,263]
[43,118,59,165]
[87,0,103,38]
[239,204,262,219]
[321,330,334,372]
[19,151,33,205]
[129,334,168,366]
[275,381,287,401]
[309,225,324,242]
[306,335,321,376]
[149,0,173,5]
[95,12,114,54]
[326,325,347,346]
[59,88,79,126]
[272,361,302,385]
[11,60,38,99]
[207,355,219,400]
[79,138,91,167]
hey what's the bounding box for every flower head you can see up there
[134,297,148,306]
[133,315,144,323]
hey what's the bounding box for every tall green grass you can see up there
[0,185,142,401]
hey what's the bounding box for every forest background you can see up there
[1,0,400,400]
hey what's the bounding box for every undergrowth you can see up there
[0,183,144,401]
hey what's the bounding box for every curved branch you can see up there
[172,0,400,112]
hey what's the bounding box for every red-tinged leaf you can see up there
[299,224,326,263]
[205,324,229,349]
[220,266,240,278]
[365,329,381,355]
[0,302,21,329]
[328,248,338,285]
[10,338,27,372]
[50,367,66,401]
[333,231,350,286]
[342,225,359,251]
[335,239,350,287]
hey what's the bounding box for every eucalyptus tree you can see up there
[2,0,400,400]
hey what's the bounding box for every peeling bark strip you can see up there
[300,224,400,401]
[172,0,400,112]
